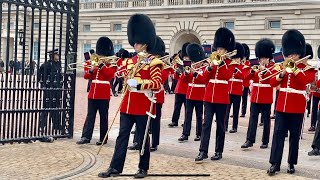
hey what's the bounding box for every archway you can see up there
[170,30,201,55]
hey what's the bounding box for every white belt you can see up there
[229,78,243,83]
[209,79,228,84]
[188,83,206,88]
[252,83,271,88]
[92,80,110,84]
[280,88,305,95]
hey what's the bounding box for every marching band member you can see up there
[168,43,190,127]
[194,27,235,162]
[267,29,316,175]
[77,37,117,145]
[178,43,206,142]
[113,49,130,96]
[241,38,275,149]
[240,43,251,118]
[98,14,163,178]
[224,42,245,133]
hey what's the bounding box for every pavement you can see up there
[0,77,319,179]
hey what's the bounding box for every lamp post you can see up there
[18,29,24,46]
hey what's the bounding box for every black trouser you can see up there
[81,99,109,141]
[113,77,124,93]
[269,112,304,165]
[87,79,92,92]
[246,103,271,144]
[273,90,279,116]
[225,94,241,130]
[110,78,116,95]
[171,79,178,92]
[241,87,249,116]
[200,102,227,153]
[182,99,203,137]
[151,104,162,147]
[164,79,170,93]
[311,96,320,127]
[110,113,150,173]
[312,111,320,149]
[171,94,186,124]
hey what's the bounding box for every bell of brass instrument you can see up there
[251,65,260,72]
[172,54,184,67]
[283,58,297,73]
[211,50,238,65]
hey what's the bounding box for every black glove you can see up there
[89,69,94,74]
[175,68,182,75]
[218,61,225,68]
[98,63,104,69]
[207,66,212,72]
[250,69,255,74]
[193,72,198,78]
[234,68,238,74]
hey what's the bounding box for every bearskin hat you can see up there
[96,37,114,56]
[231,42,245,59]
[181,42,191,58]
[318,46,320,59]
[282,29,306,58]
[213,27,235,52]
[305,43,313,59]
[127,14,156,51]
[149,36,166,57]
[186,43,205,63]
[121,50,130,59]
[242,43,250,60]
[255,38,275,60]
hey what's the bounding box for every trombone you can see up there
[68,53,119,70]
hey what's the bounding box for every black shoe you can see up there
[270,115,275,119]
[113,93,118,97]
[211,152,222,161]
[260,144,268,149]
[307,114,310,118]
[287,164,295,174]
[39,137,54,143]
[267,164,280,176]
[194,136,200,141]
[230,115,233,118]
[169,91,174,94]
[285,132,288,138]
[240,114,245,118]
[76,137,90,144]
[168,122,178,128]
[259,123,264,126]
[96,140,107,146]
[98,168,120,178]
[229,129,237,133]
[195,151,208,163]
[241,141,253,149]
[308,126,316,132]
[150,146,158,152]
[128,142,139,150]
[178,135,188,142]
[181,124,184,127]
[308,147,320,156]
[134,169,148,178]
[131,130,136,134]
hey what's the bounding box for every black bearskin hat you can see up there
[305,43,313,59]
[127,14,156,51]
[242,43,250,60]
[181,42,190,58]
[96,37,114,56]
[255,38,275,60]
[282,29,306,58]
[213,27,235,52]
[231,42,245,59]
[186,43,205,63]
[318,45,320,59]
[121,50,130,59]
[149,36,166,57]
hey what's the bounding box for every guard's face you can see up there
[259,57,269,65]
[217,48,227,54]
[134,43,144,52]
[183,56,190,60]
[288,54,300,61]
[53,53,59,61]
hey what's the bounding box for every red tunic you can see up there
[120,55,163,115]
[174,72,188,95]
[227,63,244,96]
[155,67,174,104]
[182,66,206,101]
[84,62,117,100]
[242,60,251,88]
[270,63,316,113]
[196,59,232,104]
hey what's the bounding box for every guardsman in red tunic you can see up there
[240,43,251,117]
[241,38,275,149]
[168,43,190,127]
[194,27,235,162]
[178,43,206,142]
[113,49,131,96]
[76,37,117,145]
[98,14,163,179]
[224,42,245,133]
[267,29,316,175]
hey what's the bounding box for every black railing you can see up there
[0,0,79,144]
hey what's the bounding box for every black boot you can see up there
[241,140,253,149]
[195,151,208,163]
[96,140,107,146]
[178,135,188,142]
[128,142,139,150]
[211,152,222,161]
[194,136,200,141]
[39,137,54,143]
[134,169,148,178]
[98,168,120,178]
[168,122,178,128]
[229,129,237,133]
[76,137,90,144]
[260,144,268,149]
[287,164,295,174]
[308,147,320,156]
[267,164,280,176]
[150,146,158,152]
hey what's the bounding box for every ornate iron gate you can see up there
[0,0,79,144]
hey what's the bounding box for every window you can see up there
[33,42,39,60]
[9,22,15,30]
[223,21,234,30]
[316,17,320,29]
[269,20,281,29]
[34,23,39,30]
[83,24,91,32]
[83,43,91,54]
[114,44,122,53]
[113,24,122,32]
[275,44,282,52]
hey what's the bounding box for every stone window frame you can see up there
[113,40,123,53]
[266,18,282,30]
[315,16,320,29]
[83,23,91,32]
[220,19,235,30]
[112,22,122,32]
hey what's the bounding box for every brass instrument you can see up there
[67,53,119,70]
[251,65,260,72]
[172,54,184,67]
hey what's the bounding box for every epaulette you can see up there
[150,57,164,70]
